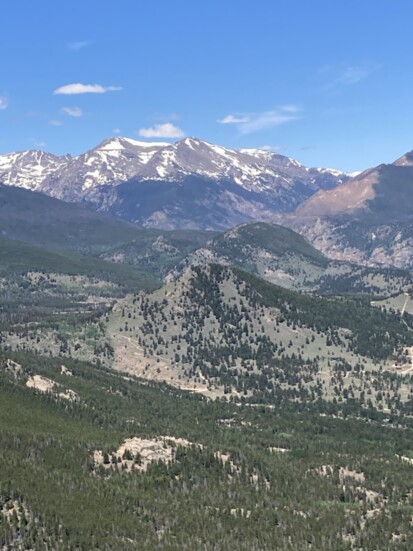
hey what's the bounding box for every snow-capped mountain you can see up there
[0,150,70,191]
[135,137,339,190]
[41,137,169,201]
[0,137,349,229]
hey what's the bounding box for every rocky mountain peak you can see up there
[393,150,413,167]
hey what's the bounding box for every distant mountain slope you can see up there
[0,184,214,272]
[285,151,413,269]
[0,136,348,230]
[90,175,279,230]
[0,184,140,251]
[171,222,412,296]
[295,162,413,222]
[205,222,328,266]
[100,227,218,277]
[288,217,413,269]
[173,222,328,287]
[2,181,410,289]
[0,235,156,290]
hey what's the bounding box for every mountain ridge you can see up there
[0,136,349,230]
[280,151,413,269]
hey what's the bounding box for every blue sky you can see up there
[1,0,413,171]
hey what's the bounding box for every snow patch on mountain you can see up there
[0,150,69,191]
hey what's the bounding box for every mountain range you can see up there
[1,137,413,551]
[2,136,413,269]
[0,137,348,230]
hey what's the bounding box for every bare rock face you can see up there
[289,217,413,269]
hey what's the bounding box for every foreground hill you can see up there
[107,264,413,408]
[0,229,412,549]
[1,350,412,550]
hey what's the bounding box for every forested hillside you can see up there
[0,350,412,550]
[106,264,413,414]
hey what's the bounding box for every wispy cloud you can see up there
[67,41,91,51]
[321,63,379,91]
[61,106,83,117]
[0,96,8,110]
[217,114,249,124]
[218,105,302,134]
[53,83,122,95]
[113,128,121,134]
[49,119,63,126]
[29,138,46,148]
[138,123,185,139]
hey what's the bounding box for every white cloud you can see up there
[217,114,250,124]
[49,119,63,126]
[259,145,284,152]
[321,64,379,91]
[61,106,83,117]
[280,104,301,114]
[53,83,122,95]
[241,108,301,134]
[67,41,91,51]
[219,106,301,135]
[138,123,185,139]
[327,67,369,88]
[0,96,8,110]
[113,128,121,134]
